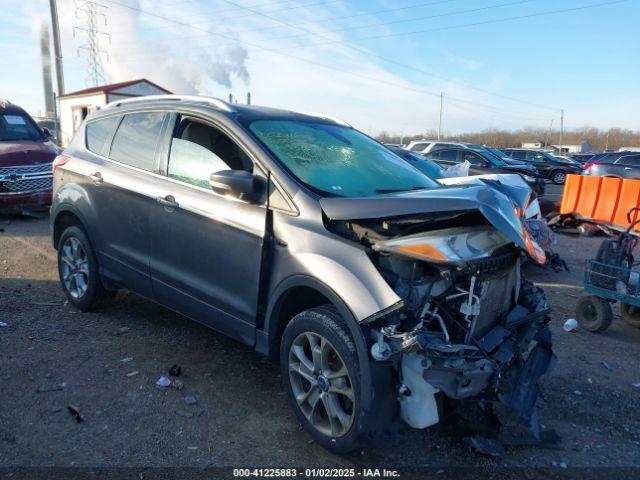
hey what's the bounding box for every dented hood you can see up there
[320,184,545,263]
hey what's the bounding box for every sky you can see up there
[1,0,639,136]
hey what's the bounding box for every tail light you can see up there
[582,160,599,172]
[52,154,70,174]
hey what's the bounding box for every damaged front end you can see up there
[322,184,557,452]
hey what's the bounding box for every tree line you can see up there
[376,127,640,152]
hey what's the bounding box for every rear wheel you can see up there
[280,305,366,453]
[57,226,114,311]
[620,303,640,328]
[576,295,613,332]
[551,170,567,185]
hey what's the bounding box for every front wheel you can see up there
[57,225,114,311]
[576,295,613,332]
[550,169,567,185]
[280,305,366,453]
[620,303,640,328]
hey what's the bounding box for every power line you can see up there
[287,0,630,45]
[215,0,557,112]
[99,0,612,122]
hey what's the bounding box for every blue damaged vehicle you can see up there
[50,95,556,453]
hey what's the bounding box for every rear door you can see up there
[84,111,168,298]
[149,114,267,344]
[610,154,640,178]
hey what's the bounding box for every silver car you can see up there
[51,95,555,453]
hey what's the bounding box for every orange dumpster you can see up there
[560,175,640,231]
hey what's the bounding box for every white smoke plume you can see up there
[57,0,250,94]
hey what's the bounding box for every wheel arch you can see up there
[52,205,89,250]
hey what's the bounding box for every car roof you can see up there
[95,95,351,127]
[0,100,31,116]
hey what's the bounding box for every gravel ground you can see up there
[1,214,639,474]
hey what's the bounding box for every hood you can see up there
[320,184,545,264]
[0,140,59,167]
[498,163,536,174]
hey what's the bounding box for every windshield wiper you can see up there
[376,186,428,194]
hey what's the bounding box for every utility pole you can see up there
[437,92,443,140]
[605,129,610,152]
[48,0,65,97]
[559,109,564,155]
[545,119,553,148]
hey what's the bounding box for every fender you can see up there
[50,186,97,249]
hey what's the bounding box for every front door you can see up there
[149,115,266,344]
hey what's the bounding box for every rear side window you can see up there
[409,142,428,152]
[437,149,459,162]
[109,112,165,171]
[86,116,120,156]
[508,150,526,160]
[616,155,640,166]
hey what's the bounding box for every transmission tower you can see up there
[74,1,109,87]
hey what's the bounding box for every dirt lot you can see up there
[1,213,639,473]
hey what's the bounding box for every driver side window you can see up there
[527,152,546,163]
[168,117,252,188]
[462,151,484,165]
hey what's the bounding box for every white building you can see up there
[58,79,171,146]
[521,140,546,149]
[550,141,593,154]
[619,147,640,152]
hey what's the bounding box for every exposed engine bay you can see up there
[325,199,558,454]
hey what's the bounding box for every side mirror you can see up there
[209,170,266,204]
[42,127,52,139]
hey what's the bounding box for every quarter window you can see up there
[616,155,640,166]
[86,116,120,156]
[437,149,459,162]
[409,142,428,152]
[167,118,252,188]
[109,112,165,171]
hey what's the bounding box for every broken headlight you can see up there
[373,226,512,265]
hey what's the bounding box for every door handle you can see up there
[156,195,179,210]
[625,167,632,170]
[89,172,103,185]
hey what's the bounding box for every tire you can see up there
[57,225,114,311]
[620,303,640,328]
[576,296,613,332]
[550,169,567,185]
[280,305,366,453]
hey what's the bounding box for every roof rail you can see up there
[300,112,351,127]
[104,95,235,113]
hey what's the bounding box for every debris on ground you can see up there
[0,321,7,327]
[563,318,578,332]
[67,405,83,423]
[36,384,64,393]
[114,327,130,336]
[156,376,171,388]
[601,361,612,371]
[574,390,583,396]
[120,357,133,363]
[184,395,197,405]
[174,409,194,418]
[169,364,182,377]
[126,371,139,377]
[465,436,505,457]
[632,382,640,388]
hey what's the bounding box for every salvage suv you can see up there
[51,95,555,453]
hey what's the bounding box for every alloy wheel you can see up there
[288,332,355,438]
[60,237,90,299]
[553,171,566,184]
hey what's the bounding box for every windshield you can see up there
[0,112,43,142]
[486,147,510,160]
[247,120,439,197]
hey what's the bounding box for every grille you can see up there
[0,177,52,194]
[0,163,51,176]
